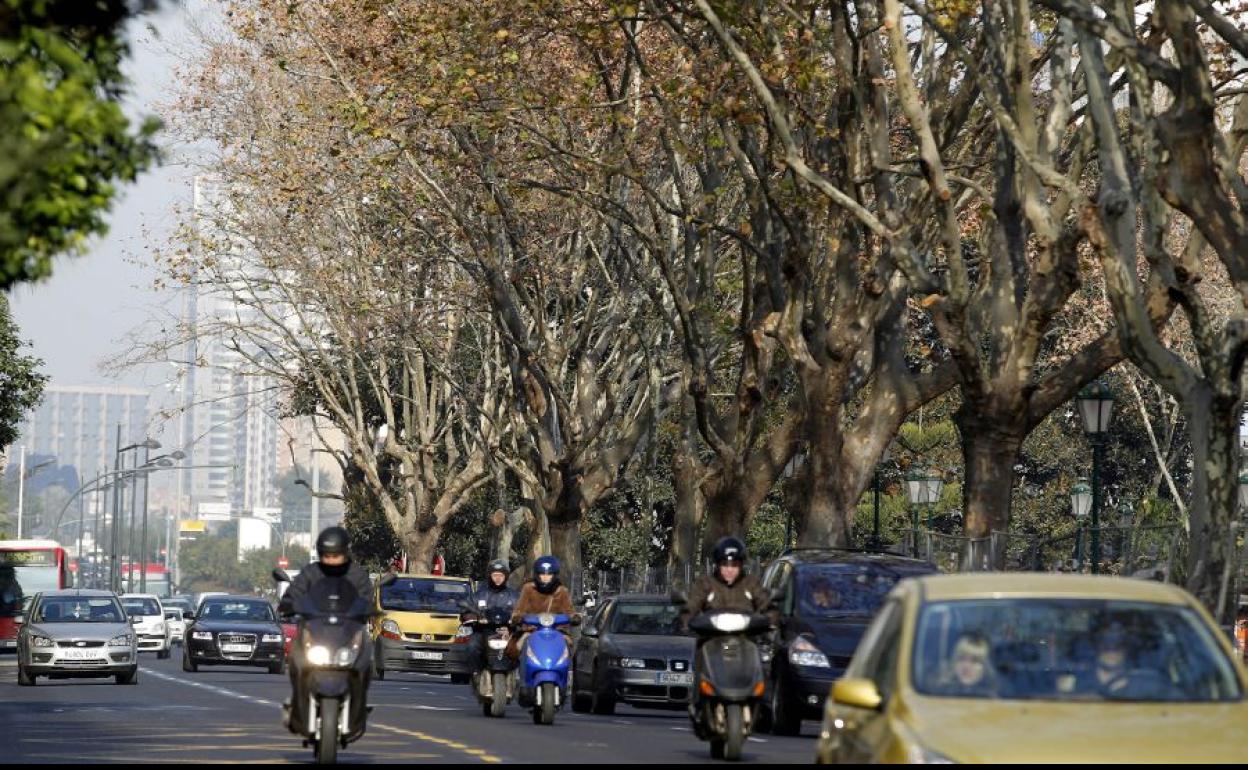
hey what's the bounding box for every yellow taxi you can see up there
[372,573,474,681]
[817,573,1248,763]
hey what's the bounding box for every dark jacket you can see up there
[469,582,520,616]
[279,561,374,616]
[681,571,775,629]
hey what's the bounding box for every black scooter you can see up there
[273,569,393,764]
[686,608,773,761]
[458,602,517,718]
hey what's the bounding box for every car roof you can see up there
[36,589,117,598]
[609,594,679,604]
[390,574,471,582]
[777,548,938,571]
[120,593,162,600]
[913,573,1193,605]
[198,595,271,603]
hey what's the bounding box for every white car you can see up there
[120,594,171,659]
[164,608,186,644]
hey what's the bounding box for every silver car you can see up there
[16,590,139,685]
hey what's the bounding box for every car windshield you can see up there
[200,601,275,622]
[610,603,686,635]
[122,598,161,616]
[34,597,124,623]
[380,579,469,612]
[164,610,182,620]
[912,598,1243,703]
[795,564,910,617]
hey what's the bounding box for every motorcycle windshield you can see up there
[293,577,372,622]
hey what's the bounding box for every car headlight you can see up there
[381,619,402,638]
[108,634,133,647]
[612,657,646,669]
[261,634,282,643]
[454,624,474,638]
[192,631,213,641]
[789,636,830,668]
[31,635,54,648]
[307,645,332,666]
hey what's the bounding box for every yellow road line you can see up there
[371,723,503,763]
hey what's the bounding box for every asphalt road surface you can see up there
[0,653,818,764]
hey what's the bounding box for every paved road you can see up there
[0,653,818,763]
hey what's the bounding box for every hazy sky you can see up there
[9,3,214,398]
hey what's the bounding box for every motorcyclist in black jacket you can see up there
[464,559,519,674]
[279,526,374,732]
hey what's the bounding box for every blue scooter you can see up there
[517,613,572,725]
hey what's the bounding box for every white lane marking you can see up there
[670,726,692,732]
[748,737,768,743]
[384,703,459,712]
[145,668,278,707]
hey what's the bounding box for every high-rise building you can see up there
[17,384,150,488]
[178,175,280,518]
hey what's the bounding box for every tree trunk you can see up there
[1185,392,1240,623]
[669,421,703,580]
[956,401,1027,568]
[402,525,441,575]
[548,501,583,598]
[700,480,752,563]
[799,395,855,549]
[492,506,527,566]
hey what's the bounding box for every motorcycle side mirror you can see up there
[378,572,398,587]
[670,589,688,605]
[13,614,24,625]
[272,568,292,583]
[581,625,598,638]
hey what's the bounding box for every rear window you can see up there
[381,579,470,612]
[795,563,927,617]
[123,598,161,616]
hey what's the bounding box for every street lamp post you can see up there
[871,447,892,552]
[1071,479,1092,571]
[1076,382,1115,575]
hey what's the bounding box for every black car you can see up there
[571,594,695,715]
[183,595,285,674]
[760,549,938,734]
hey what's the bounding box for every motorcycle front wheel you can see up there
[316,698,339,764]
[724,703,744,761]
[491,672,508,718]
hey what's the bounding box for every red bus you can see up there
[0,539,71,651]
[120,561,172,598]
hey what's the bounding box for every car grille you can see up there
[403,632,454,643]
[218,633,256,645]
[56,640,105,648]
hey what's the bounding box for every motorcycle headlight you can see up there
[107,634,133,647]
[335,646,359,666]
[789,636,830,668]
[32,635,55,648]
[525,645,543,666]
[192,631,213,641]
[710,613,749,633]
[613,657,646,669]
[487,638,509,650]
[307,645,332,666]
[261,634,283,643]
[557,646,569,665]
[537,613,556,628]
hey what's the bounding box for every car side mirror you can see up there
[129,616,141,625]
[831,678,883,711]
[272,568,292,583]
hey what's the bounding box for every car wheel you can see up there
[182,652,198,673]
[17,664,35,686]
[157,646,171,660]
[590,689,615,716]
[269,661,284,675]
[571,687,592,713]
[450,672,471,685]
[769,674,802,736]
[115,668,138,685]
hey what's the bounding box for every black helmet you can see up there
[712,536,747,565]
[316,526,351,559]
[487,559,509,577]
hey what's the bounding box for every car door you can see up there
[575,599,612,691]
[831,597,904,763]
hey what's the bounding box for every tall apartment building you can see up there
[178,175,280,518]
[17,384,150,487]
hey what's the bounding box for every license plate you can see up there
[410,650,444,661]
[61,649,101,660]
[221,644,253,653]
[658,672,694,685]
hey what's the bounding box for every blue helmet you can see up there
[534,555,561,576]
